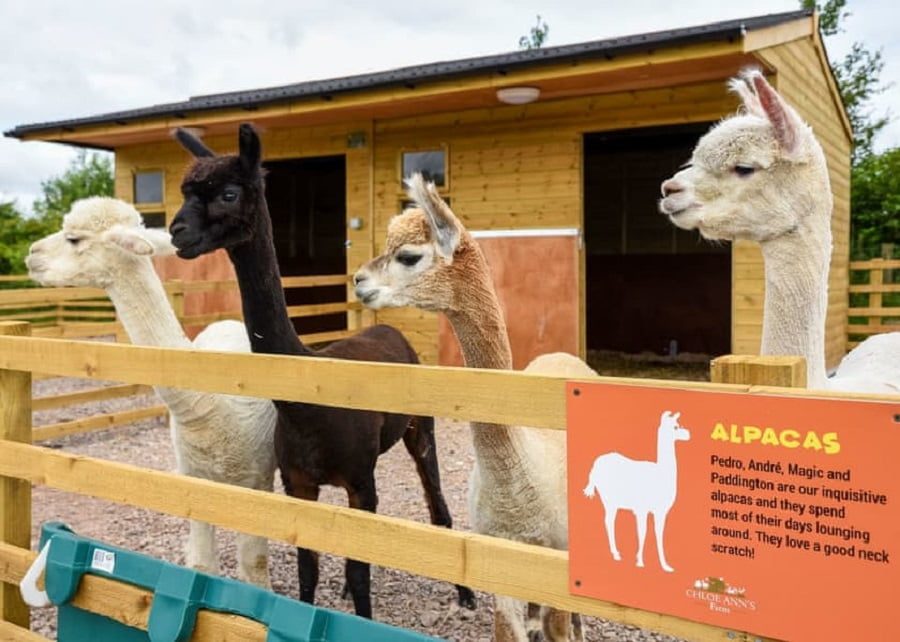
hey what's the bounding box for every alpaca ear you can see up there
[728,71,764,118]
[238,123,262,176]
[405,173,460,260]
[105,226,176,257]
[173,128,215,158]
[750,73,799,155]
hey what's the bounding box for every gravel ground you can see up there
[26,355,703,641]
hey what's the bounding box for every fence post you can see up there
[0,321,32,628]
[710,355,807,388]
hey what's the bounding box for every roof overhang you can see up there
[7,11,829,150]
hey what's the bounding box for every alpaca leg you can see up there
[185,519,218,575]
[284,474,320,604]
[298,548,320,604]
[603,505,621,561]
[236,532,270,588]
[571,612,585,642]
[634,512,648,568]
[494,595,527,642]
[653,511,674,572]
[402,415,476,610]
[525,602,541,642]
[344,482,378,618]
[541,606,574,642]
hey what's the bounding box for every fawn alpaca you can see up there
[583,410,690,572]
[354,175,593,641]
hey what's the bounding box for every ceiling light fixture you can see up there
[496,86,540,105]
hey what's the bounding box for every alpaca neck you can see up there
[656,436,677,475]
[759,223,831,388]
[227,203,311,357]
[443,262,527,479]
[105,261,210,422]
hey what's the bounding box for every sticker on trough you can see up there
[566,382,899,642]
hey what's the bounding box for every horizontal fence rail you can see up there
[2,336,894,430]
[848,258,900,349]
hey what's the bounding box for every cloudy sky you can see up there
[2,0,896,212]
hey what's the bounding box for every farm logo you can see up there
[685,576,758,614]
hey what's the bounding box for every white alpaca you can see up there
[353,176,596,642]
[26,197,277,587]
[582,410,690,573]
[659,67,900,393]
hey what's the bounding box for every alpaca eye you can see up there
[221,190,239,202]
[64,236,81,245]
[734,165,756,177]
[396,252,422,267]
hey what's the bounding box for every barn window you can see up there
[133,170,165,228]
[134,170,164,205]
[401,149,447,188]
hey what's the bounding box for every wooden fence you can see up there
[2,322,897,641]
[3,273,361,445]
[847,258,900,349]
[0,274,359,345]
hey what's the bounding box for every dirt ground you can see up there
[26,352,709,641]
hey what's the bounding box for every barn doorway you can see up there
[263,155,347,337]
[583,124,731,357]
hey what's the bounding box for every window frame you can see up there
[131,168,167,229]
[398,145,450,194]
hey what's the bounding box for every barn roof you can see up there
[6,9,819,145]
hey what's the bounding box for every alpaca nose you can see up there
[169,220,187,236]
[661,179,684,198]
[352,271,367,286]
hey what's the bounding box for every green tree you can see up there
[0,200,52,276]
[849,147,900,258]
[518,14,549,50]
[802,0,891,163]
[32,150,114,229]
[0,150,114,275]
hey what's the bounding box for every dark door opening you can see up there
[584,124,731,356]
[264,155,346,337]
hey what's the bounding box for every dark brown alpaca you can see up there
[169,123,475,619]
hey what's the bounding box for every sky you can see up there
[1,0,897,213]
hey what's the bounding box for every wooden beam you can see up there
[0,544,267,640]
[33,405,167,442]
[0,322,31,628]
[710,355,807,388]
[0,620,50,641]
[32,383,153,412]
[0,334,743,430]
[742,16,813,53]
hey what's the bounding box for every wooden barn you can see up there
[6,8,851,369]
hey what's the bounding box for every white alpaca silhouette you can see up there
[583,410,690,572]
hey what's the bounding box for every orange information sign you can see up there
[567,383,900,642]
